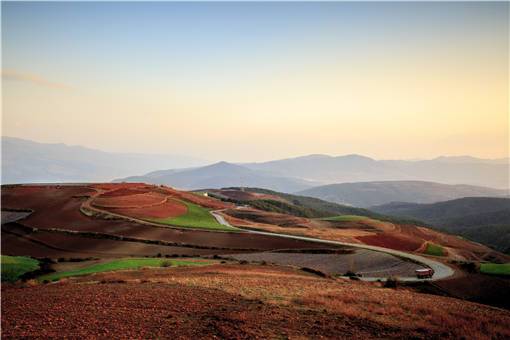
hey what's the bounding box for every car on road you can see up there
[416,268,434,278]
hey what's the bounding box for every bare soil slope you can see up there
[3,264,509,339]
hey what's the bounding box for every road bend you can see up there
[209,209,454,282]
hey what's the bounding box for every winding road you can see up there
[81,188,454,282]
[210,210,454,282]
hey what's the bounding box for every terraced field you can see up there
[1,184,341,259]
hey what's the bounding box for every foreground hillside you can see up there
[372,197,510,254]
[3,264,510,339]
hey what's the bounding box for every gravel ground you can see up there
[230,249,423,278]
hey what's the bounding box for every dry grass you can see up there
[4,264,510,339]
[117,264,510,339]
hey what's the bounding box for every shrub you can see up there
[344,270,358,278]
[302,267,329,278]
[460,261,480,274]
[384,276,400,288]
[239,260,249,265]
[161,260,173,267]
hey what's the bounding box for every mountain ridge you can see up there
[297,181,508,208]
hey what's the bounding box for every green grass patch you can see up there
[424,242,444,256]
[1,255,39,282]
[480,263,510,276]
[317,215,367,221]
[39,258,211,281]
[147,199,236,230]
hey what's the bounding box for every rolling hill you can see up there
[214,187,428,226]
[371,197,510,254]
[114,161,318,193]
[296,181,508,208]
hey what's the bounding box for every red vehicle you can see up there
[415,268,434,279]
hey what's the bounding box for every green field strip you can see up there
[147,198,236,230]
[480,263,510,276]
[1,255,39,282]
[39,258,212,281]
[424,242,444,256]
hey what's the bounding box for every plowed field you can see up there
[109,200,188,219]
[2,264,510,339]
[1,184,344,258]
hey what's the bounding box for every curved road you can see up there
[210,210,454,282]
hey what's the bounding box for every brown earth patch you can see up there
[2,264,509,339]
[92,192,167,208]
[109,199,188,219]
[356,233,423,252]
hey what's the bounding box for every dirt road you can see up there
[210,209,454,282]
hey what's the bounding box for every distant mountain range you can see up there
[297,181,508,208]
[114,161,318,193]
[244,154,509,189]
[3,137,509,199]
[371,197,510,254]
[1,136,208,184]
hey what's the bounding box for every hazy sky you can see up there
[2,2,508,162]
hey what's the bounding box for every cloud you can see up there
[1,70,70,89]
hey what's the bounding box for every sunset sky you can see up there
[2,2,508,162]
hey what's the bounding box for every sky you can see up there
[2,2,509,162]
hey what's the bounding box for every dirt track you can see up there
[212,210,454,281]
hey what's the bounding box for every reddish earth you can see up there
[220,203,509,262]
[1,223,232,258]
[92,192,167,208]
[356,232,424,252]
[108,200,188,219]
[3,264,510,339]
[1,184,344,258]
[99,187,151,197]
